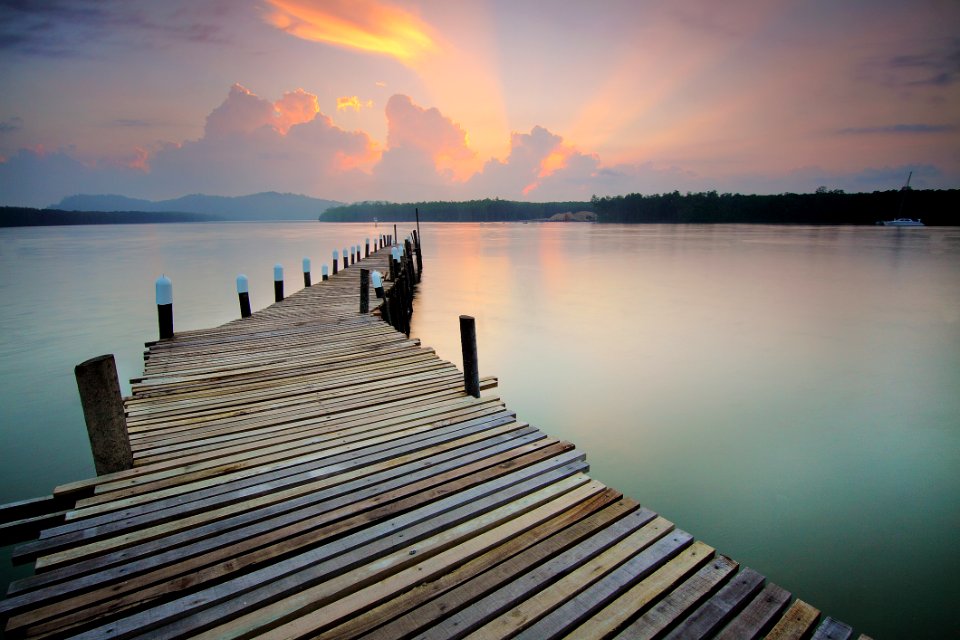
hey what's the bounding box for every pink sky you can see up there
[0,0,957,207]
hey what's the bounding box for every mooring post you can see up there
[350,245,355,266]
[273,264,284,302]
[342,247,349,271]
[459,315,480,398]
[236,274,252,318]
[415,207,421,246]
[372,270,384,298]
[414,229,423,277]
[360,268,370,314]
[405,238,417,283]
[155,275,173,340]
[390,246,400,280]
[365,238,370,258]
[75,354,133,475]
[302,258,311,287]
[321,264,329,281]
[332,250,339,275]
[394,224,398,247]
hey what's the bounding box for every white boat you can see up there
[877,172,924,226]
[881,218,924,226]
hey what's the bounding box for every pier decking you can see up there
[1,239,865,639]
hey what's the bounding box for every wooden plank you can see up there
[413,507,664,640]
[613,553,739,639]
[195,480,611,640]
[319,494,639,640]
[714,581,792,640]
[811,617,854,640]
[485,524,692,640]
[766,599,822,640]
[564,540,716,640]
[68,460,591,639]
[3,433,563,624]
[661,566,766,639]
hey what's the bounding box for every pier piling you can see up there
[74,354,132,475]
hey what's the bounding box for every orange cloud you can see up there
[274,88,320,134]
[264,0,436,62]
[384,94,479,181]
[336,96,374,112]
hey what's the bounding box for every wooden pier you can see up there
[1,235,866,639]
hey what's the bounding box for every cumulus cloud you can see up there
[377,94,479,182]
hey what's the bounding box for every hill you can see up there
[51,192,342,221]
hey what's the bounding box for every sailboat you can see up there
[879,172,924,226]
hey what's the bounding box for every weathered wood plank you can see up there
[713,580,792,640]
[613,553,739,639]
[766,599,822,640]
[661,566,765,639]
[811,616,854,640]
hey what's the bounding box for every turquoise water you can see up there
[1,222,958,637]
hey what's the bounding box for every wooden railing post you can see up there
[75,354,133,474]
[302,258,311,287]
[360,268,370,314]
[273,264,284,302]
[155,275,173,340]
[459,315,480,398]
[236,274,252,318]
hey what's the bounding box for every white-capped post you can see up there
[372,270,384,298]
[236,274,251,318]
[155,275,173,340]
[321,263,329,281]
[342,247,349,271]
[332,250,339,275]
[302,257,311,287]
[365,237,370,258]
[274,263,284,302]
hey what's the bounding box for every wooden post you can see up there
[302,258,311,287]
[415,207,421,245]
[360,268,370,314]
[155,275,173,340]
[321,264,329,281]
[414,229,423,277]
[350,245,356,266]
[75,354,133,474]
[365,238,370,258]
[405,238,417,283]
[332,250,339,275]
[273,264,284,302]
[342,247,349,271]
[236,274,252,318]
[372,270,384,298]
[459,315,480,397]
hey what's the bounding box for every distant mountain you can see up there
[51,192,342,221]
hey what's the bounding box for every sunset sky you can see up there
[1,0,957,207]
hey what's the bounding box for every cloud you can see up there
[876,37,960,87]
[336,96,374,112]
[263,0,436,62]
[378,94,478,182]
[0,1,231,57]
[0,117,24,133]
[838,124,958,135]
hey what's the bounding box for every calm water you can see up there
[1,222,958,638]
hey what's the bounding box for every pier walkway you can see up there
[1,238,865,639]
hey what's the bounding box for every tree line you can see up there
[591,189,960,225]
[320,199,590,222]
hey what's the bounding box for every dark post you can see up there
[236,274,252,318]
[405,238,417,283]
[365,238,370,258]
[342,247,349,271]
[302,258,311,287]
[393,224,398,246]
[155,275,173,340]
[75,354,133,474]
[350,246,355,266]
[332,250,339,275]
[460,315,480,398]
[415,207,421,250]
[321,264,329,281]
[414,229,423,276]
[360,268,370,314]
[273,264,284,302]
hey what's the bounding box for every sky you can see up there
[0,0,958,207]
